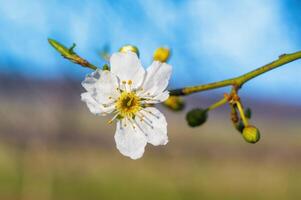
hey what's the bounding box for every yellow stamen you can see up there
[115,91,141,118]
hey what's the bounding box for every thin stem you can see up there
[170,50,301,96]
[236,101,249,126]
[207,97,228,111]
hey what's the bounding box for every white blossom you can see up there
[81,51,172,159]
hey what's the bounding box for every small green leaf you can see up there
[69,43,76,54]
[48,38,73,58]
[48,38,98,70]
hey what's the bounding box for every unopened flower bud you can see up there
[186,108,208,127]
[119,45,140,57]
[102,64,110,71]
[163,96,185,111]
[153,47,170,62]
[242,125,260,143]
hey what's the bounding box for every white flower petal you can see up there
[140,61,172,97]
[81,92,115,115]
[154,91,169,102]
[136,107,168,146]
[110,52,145,89]
[82,69,119,104]
[141,91,169,104]
[114,120,147,159]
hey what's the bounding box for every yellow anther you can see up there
[128,80,132,85]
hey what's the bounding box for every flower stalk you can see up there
[235,100,249,127]
[207,97,228,111]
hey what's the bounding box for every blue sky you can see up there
[0,0,301,104]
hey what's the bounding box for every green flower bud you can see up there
[186,108,208,127]
[119,45,140,57]
[153,47,171,62]
[242,125,260,143]
[102,64,110,71]
[245,108,252,119]
[163,96,185,111]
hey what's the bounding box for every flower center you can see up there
[115,91,141,118]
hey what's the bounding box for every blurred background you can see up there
[0,0,301,199]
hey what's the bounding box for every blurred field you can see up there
[1,74,301,200]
